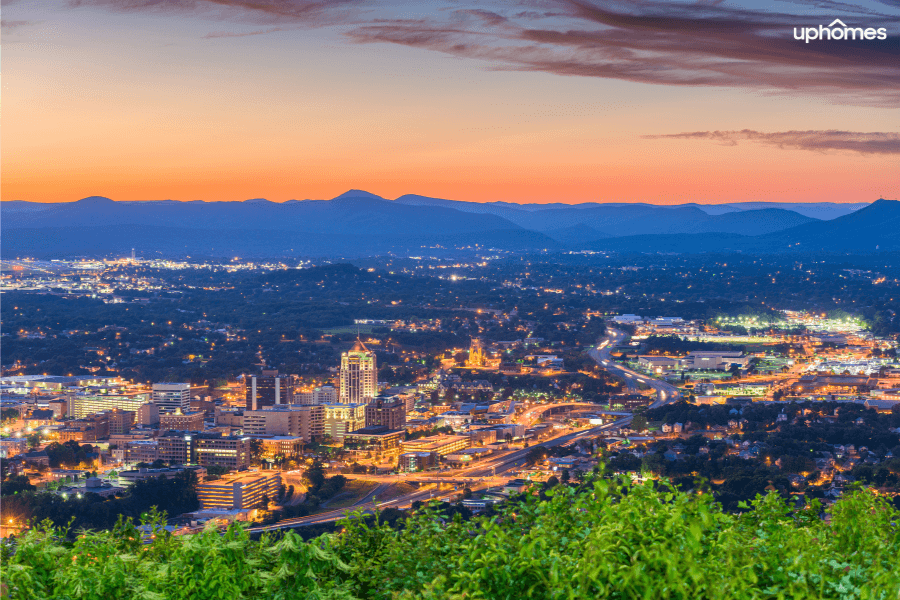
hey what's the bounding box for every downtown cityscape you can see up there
[2,0,900,597]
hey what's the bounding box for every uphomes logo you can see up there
[794,19,887,43]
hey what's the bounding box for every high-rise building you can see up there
[245,371,294,410]
[152,383,191,414]
[365,395,406,430]
[340,340,377,404]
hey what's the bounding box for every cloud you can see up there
[66,0,900,106]
[643,130,900,154]
[1,19,33,31]
[67,0,362,27]
[204,26,284,39]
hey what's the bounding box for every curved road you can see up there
[589,328,681,409]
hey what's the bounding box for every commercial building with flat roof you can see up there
[242,404,323,441]
[159,409,205,432]
[401,434,470,456]
[323,403,366,440]
[67,393,149,419]
[343,426,405,451]
[245,371,294,410]
[365,395,406,430]
[197,472,281,510]
[192,434,252,469]
[258,436,304,459]
[152,383,191,414]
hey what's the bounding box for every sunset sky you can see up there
[3,0,898,204]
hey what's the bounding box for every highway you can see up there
[248,417,631,533]
[589,328,681,409]
[249,327,670,533]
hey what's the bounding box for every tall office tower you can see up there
[152,383,192,414]
[245,370,294,411]
[340,339,377,404]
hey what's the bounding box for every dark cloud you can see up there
[65,0,900,105]
[644,130,900,154]
[67,0,361,26]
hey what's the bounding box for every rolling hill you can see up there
[0,190,879,258]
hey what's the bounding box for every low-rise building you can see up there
[343,426,405,451]
[192,433,252,470]
[401,434,470,456]
[118,465,207,485]
[197,472,282,509]
[159,409,205,432]
[242,405,323,441]
[323,403,366,441]
[682,351,749,370]
[0,438,28,459]
[398,451,438,472]
[258,435,304,459]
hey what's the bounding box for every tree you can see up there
[560,469,570,484]
[304,459,326,493]
[249,439,264,466]
[1,475,36,496]
[632,414,648,432]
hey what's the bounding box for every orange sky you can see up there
[2,1,897,204]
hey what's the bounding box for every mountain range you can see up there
[0,191,889,257]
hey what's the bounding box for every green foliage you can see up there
[2,476,899,599]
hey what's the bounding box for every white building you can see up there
[152,383,191,414]
[340,340,377,404]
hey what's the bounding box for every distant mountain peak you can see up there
[243,198,273,204]
[75,196,115,205]
[331,189,385,201]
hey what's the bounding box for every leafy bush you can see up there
[2,477,898,599]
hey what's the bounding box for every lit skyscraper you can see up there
[340,339,377,404]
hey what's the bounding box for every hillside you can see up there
[1,481,896,599]
[589,199,900,254]
[1,191,882,258]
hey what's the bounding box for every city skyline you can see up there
[3,0,898,205]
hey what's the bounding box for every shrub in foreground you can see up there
[2,478,898,599]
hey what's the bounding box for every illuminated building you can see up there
[323,403,366,440]
[197,472,281,509]
[152,383,191,414]
[245,370,294,410]
[242,405,323,442]
[466,337,486,367]
[365,395,406,430]
[340,339,377,404]
[67,393,150,419]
